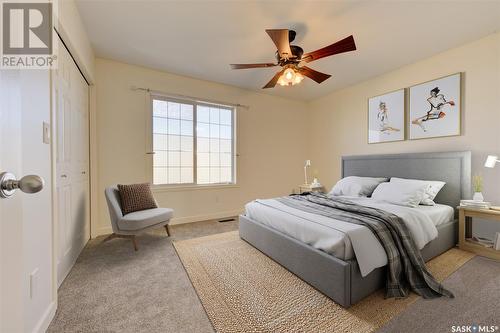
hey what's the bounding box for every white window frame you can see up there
[147,94,237,190]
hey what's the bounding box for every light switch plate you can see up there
[30,268,39,299]
[43,122,50,144]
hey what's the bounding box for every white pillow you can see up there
[330,176,388,197]
[390,177,446,206]
[371,181,428,207]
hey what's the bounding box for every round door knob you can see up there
[18,175,45,194]
[0,172,45,198]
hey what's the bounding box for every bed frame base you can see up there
[239,214,457,308]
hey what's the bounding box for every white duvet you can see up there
[245,196,452,277]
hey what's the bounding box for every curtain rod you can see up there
[130,86,250,109]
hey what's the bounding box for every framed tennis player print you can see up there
[409,73,461,140]
[368,89,405,144]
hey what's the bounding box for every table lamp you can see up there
[304,160,311,185]
[485,155,499,168]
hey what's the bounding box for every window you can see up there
[151,96,235,186]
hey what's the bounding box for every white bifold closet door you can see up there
[55,38,90,286]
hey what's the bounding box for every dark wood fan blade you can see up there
[302,35,356,63]
[266,29,293,59]
[230,63,277,69]
[263,69,285,89]
[298,66,331,84]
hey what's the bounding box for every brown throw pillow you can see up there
[117,183,157,215]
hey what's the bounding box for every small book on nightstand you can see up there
[460,200,492,209]
[466,236,494,248]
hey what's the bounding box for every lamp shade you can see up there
[484,155,498,168]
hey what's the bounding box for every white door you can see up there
[0,69,55,331]
[0,69,24,333]
[55,39,90,286]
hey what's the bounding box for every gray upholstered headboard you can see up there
[341,151,471,209]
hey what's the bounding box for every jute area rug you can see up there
[173,231,474,333]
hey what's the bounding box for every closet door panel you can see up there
[55,38,90,287]
[56,184,72,284]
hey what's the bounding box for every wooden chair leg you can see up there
[103,233,138,251]
[103,233,117,243]
[131,235,138,251]
[165,224,171,237]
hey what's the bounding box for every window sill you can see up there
[152,183,239,193]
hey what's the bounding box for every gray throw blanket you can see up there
[277,193,453,299]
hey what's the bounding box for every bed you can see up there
[239,151,471,307]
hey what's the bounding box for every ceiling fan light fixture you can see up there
[294,72,304,84]
[278,67,303,87]
[231,29,356,89]
[277,76,287,86]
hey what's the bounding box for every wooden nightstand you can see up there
[299,184,325,194]
[458,207,500,260]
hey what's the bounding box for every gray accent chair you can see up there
[104,185,174,251]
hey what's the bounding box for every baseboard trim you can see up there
[170,209,243,225]
[57,238,87,287]
[32,300,56,333]
[92,209,243,238]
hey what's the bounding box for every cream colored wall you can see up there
[94,33,500,237]
[94,58,309,236]
[309,32,500,210]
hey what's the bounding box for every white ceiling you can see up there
[76,0,500,101]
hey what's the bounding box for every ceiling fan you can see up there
[230,29,356,89]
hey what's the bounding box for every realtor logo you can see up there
[1,1,57,69]
[2,2,52,54]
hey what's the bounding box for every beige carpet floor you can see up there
[47,220,239,333]
[47,219,500,333]
[174,231,475,333]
